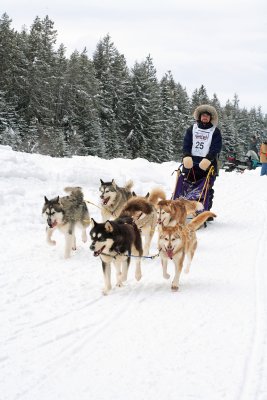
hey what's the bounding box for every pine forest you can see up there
[1,13,266,162]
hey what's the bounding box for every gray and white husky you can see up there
[42,187,90,258]
[99,179,133,221]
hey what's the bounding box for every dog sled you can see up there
[172,164,216,212]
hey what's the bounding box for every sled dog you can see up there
[120,188,166,255]
[89,216,143,295]
[157,198,203,228]
[158,211,216,291]
[99,179,133,221]
[178,198,204,217]
[42,187,90,258]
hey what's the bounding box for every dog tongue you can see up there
[167,249,173,259]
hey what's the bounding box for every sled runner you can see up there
[172,164,216,212]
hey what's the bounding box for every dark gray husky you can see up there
[99,179,133,221]
[42,187,90,258]
[90,216,143,295]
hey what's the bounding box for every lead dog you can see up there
[90,216,143,295]
[158,211,216,291]
[42,187,90,258]
[99,179,134,221]
[120,188,166,255]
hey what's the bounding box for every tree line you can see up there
[0,13,266,162]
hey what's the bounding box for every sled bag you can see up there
[173,174,215,211]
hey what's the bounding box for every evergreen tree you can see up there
[190,85,210,112]
[63,48,103,156]
[174,83,191,161]
[23,16,57,123]
[221,99,239,159]
[0,13,16,95]
[0,90,21,149]
[93,34,132,158]
[50,43,68,124]
[127,55,164,161]
[159,72,179,160]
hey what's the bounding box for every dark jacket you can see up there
[249,138,259,154]
[183,121,222,174]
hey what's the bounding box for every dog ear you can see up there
[132,191,137,197]
[44,196,49,203]
[56,196,60,203]
[91,218,98,228]
[105,221,113,232]
[145,192,150,198]
[111,179,117,188]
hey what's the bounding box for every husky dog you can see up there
[120,188,166,255]
[99,179,134,221]
[42,187,90,258]
[90,216,143,295]
[157,199,187,228]
[157,198,204,228]
[158,211,216,291]
[178,198,204,217]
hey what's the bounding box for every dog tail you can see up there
[148,187,166,205]
[64,186,82,193]
[124,179,134,192]
[120,197,154,216]
[64,187,84,203]
[188,211,217,231]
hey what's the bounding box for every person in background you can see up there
[259,139,267,176]
[182,104,222,214]
[249,135,259,155]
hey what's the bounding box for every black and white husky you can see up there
[90,216,143,295]
[99,179,133,221]
[42,187,90,258]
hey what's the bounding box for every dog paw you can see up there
[48,240,56,246]
[163,273,170,279]
[116,282,123,287]
[171,285,179,291]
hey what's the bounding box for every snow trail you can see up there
[1,146,267,400]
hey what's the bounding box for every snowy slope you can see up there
[1,145,267,400]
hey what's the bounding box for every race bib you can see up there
[191,123,215,157]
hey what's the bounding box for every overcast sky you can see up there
[2,0,267,113]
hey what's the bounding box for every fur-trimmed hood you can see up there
[193,104,219,126]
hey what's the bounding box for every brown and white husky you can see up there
[157,198,204,228]
[120,187,166,255]
[158,211,216,291]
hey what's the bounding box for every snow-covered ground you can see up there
[1,144,267,400]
